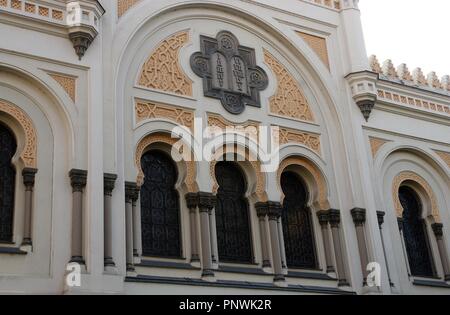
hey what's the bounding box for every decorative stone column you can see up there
[69,169,88,265]
[431,223,450,281]
[209,208,219,265]
[277,218,287,270]
[21,168,38,247]
[255,203,271,268]
[132,187,141,259]
[198,192,216,278]
[103,174,117,268]
[317,210,335,274]
[186,193,200,263]
[267,202,285,283]
[397,217,412,276]
[329,209,349,286]
[125,182,136,272]
[377,211,393,286]
[351,208,370,285]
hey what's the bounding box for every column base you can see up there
[338,279,350,287]
[445,275,450,282]
[133,256,142,265]
[19,244,32,253]
[104,257,116,268]
[104,265,119,275]
[70,256,86,266]
[262,260,271,268]
[201,269,215,280]
[362,285,381,295]
[273,275,287,287]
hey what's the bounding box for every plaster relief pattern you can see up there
[264,50,315,122]
[434,150,450,168]
[296,31,330,70]
[278,126,321,156]
[138,31,193,96]
[392,171,441,223]
[135,133,198,192]
[48,73,76,102]
[117,0,141,18]
[135,100,194,131]
[207,114,259,141]
[0,100,37,168]
[369,137,390,157]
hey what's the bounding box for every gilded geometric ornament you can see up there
[135,100,194,131]
[392,171,441,223]
[207,114,260,141]
[278,127,321,156]
[0,100,37,168]
[48,73,76,102]
[138,31,193,96]
[190,31,269,115]
[264,50,315,122]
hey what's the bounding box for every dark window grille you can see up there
[281,172,317,269]
[140,150,182,258]
[215,161,253,263]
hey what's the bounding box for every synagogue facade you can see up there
[0,0,449,295]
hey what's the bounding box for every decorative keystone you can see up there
[345,71,378,121]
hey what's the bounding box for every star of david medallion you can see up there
[190,31,269,115]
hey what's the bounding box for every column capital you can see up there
[22,168,38,188]
[197,192,216,213]
[69,169,87,192]
[351,208,366,227]
[397,217,404,231]
[185,192,199,210]
[255,202,269,218]
[317,210,330,226]
[328,209,341,228]
[432,223,444,239]
[125,182,137,204]
[104,173,118,196]
[376,211,386,227]
[267,201,282,221]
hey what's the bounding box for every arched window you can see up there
[281,171,317,269]
[399,186,435,278]
[215,161,252,263]
[140,150,181,258]
[0,123,17,243]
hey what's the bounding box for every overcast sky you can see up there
[359,0,450,77]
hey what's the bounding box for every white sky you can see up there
[359,0,450,77]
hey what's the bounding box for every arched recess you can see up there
[0,100,37,168]
[134,132,198,192]
[277,156,330,210]
[209,144,267,202]
[392,171,441,223]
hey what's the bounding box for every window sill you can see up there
[413,279,450,289]
[0,247,28,255]
[137,260,200,271]
[287,271,336,281]
[218,265,267,275]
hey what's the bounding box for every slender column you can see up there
[317,210,335,273]
[69,169,87,265]
[21,168,38,247]
[125,182,135,272]
[209,208,219,264]
[351,208,370,285]
[186,193,200,263]
[277,218,287,269]
[255,203,271,268]
[329,209,349,286]
[432,223,450,281]
[267,202,285,283]
[132,187,141,258]
[103,174,117,268]
[198,192,216,278]
[377,211,393,286]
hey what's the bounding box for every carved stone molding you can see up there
[69,31,94,60]
[48,72,76,102]
[392,171,441,223]
[296,31,330,70]
[0,100,37,168]
[135,100,194,131]
[191,31,268,115]
[104,173,118,197]
[209,145,267,202]
[328,209,341,228]
[138,31,193,96]
[264,50,315,122]
[351,208,367,227]
[135,132,198,192]
[369,137,390,158]
[207,113,260,141]
[278,126,321,156]
[434,150,450,168]
[117,0,141,18]
[277,156,329,210]
[69,169,88,193]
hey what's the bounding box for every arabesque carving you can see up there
[138,31,193,96]
[369,137,390,157]
[135,133,198,192]
[296,31,330,70]
[392,171,441,223]
[48,73,76,102]
[135,100,194,131]
[264,50,314,122]
[278,127,321,156]
[117,0,141,18]
[207,114,259,141]
[0,100,37,168]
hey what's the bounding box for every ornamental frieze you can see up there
[190,31,269,115]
